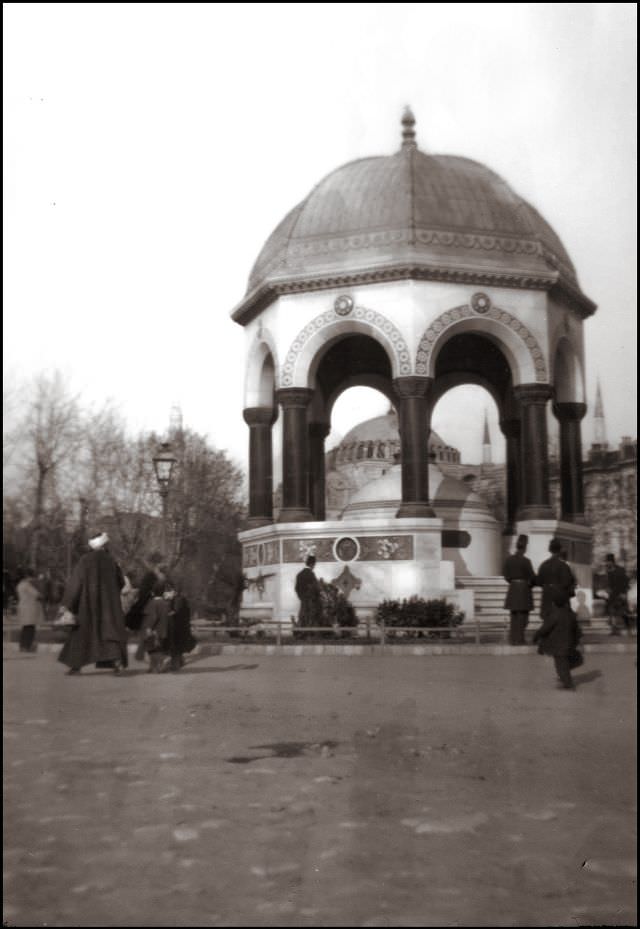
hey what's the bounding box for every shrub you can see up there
[319,580,358,628]
[376,596,465,629]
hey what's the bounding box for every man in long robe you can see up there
[58,532,128,675]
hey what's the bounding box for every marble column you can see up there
[514,383,554,520]
[499,416,522,535]
[393,376,436,518]
[243,406,277,528]
[276,387,314,523]
[308,422,330,521]
[553,401,587,523]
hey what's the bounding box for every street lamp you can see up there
[152,441,177,560]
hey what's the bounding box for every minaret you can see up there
[593,379,607,447]
[482,410,492,465]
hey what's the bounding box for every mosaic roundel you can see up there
[334,536,359,562]
[471,292,491,314]
[334,294,354,316]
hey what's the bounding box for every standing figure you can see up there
[58,532,128,675]
[604,553,630,636]
[294,555,322,628]
[16,568,45,653]
[503,534,536,645]
[140,580,171,673]
[164,585,196,671]
[533,537,581,689]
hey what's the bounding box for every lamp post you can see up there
[152,441,177,560]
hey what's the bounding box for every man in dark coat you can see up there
[503,534,537,645]
[533,586,583,690]
[604,553,630,635]
[533,537,581,689]
[536,537,576,622]
[58,532,128,675]
[295,555,322,627]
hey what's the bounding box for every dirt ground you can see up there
[3,648,637,927]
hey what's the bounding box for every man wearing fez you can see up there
[503,534,537,645]
[294,555,322,628]
[58,531,128,675]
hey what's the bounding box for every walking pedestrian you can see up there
[534,537,582,689]
[139,579,171,673]
[164,584,196,671]
[16,568,45,653]
[503,534,537,645]
[57,532,128,675]
[603,553,630,636]
[295,555,322,628]
[533,585,583,690]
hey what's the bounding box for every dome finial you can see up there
[401,106,417,149]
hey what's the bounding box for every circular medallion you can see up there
[334,536,359,562]
[471,292,491,314]
[334,295,354,317]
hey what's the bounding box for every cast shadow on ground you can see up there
[179,662,260,674]
[573,669,603,686]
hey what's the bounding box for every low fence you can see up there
[3,615,633,649]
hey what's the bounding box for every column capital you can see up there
[552,401,587,422]
[243,406,278,427]
[276,387,314,408]
[499,417,520,439]
[309,421,331,440]
[514,383,553,405]
[393,376,434,399]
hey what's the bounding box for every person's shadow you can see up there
[573,669,603,686]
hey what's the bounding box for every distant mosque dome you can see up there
[327,407,460,468]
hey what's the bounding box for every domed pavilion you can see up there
[233,110,595,624]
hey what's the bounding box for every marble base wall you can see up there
[239,517,457,624]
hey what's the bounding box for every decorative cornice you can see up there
[281,304,411,387]
[415,304,549,383]
[231,262,569,326]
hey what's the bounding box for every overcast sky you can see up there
[3,3,637,470]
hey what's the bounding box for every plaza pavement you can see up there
[3,646,637,928]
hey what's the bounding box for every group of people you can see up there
[55,531,195,676]
[504,535,632,690]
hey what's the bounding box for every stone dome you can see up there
[239,111,586,316]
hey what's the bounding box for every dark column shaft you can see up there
[554,401,587,522]
[276,388,313,523]
[243,407,276,527]
[500,417,521,533]
[393,377,436,518]
[515,384,554,520]
[308,423,330,521]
